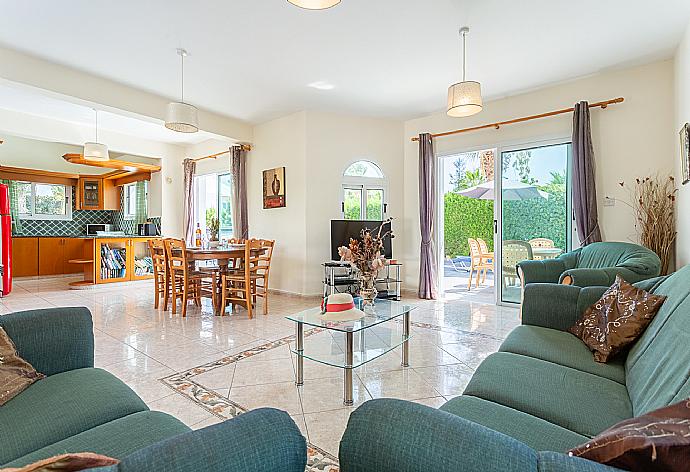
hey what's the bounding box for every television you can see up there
[330,219,392,261]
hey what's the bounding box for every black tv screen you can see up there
[330,220,392,261]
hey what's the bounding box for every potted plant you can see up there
[206,208,220,248]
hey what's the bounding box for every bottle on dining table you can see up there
[195,223,202,247]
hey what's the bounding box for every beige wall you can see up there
[303,111,404,295]
[249,112,308,295]
[246,111,404,296]
[403,60,676,289]
[675,21,690,267]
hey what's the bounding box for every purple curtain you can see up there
[572,101,602,245]
[231,146,249,239]
[182,158,196,245]
[418,133,438,299]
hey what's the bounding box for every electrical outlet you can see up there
[603,197,616,207]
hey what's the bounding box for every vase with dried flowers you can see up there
[338,219,394,304]
[618,176,677,275]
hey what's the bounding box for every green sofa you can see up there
[0,307,307,471]
[339,265,690,471]
[517,241,661,287]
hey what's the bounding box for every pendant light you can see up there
[287,0,341,9]
[447,27,483,117]
[83,108,109,161]
[165,48,199,133]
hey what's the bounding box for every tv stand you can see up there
[322,262,401,301]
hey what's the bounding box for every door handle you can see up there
[494,220,498,234]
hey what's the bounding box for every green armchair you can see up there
[517,241,660,287]
[0,307,307,471]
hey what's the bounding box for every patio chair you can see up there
[528,237,554,248]
[502,240,533,291]
[468,238,493,290]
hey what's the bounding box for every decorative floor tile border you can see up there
[159,320,503,471]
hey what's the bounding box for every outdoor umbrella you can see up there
[457,179,548,200]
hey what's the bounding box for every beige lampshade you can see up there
[83,142,109,162]
[447,81,483,117]
[165,102,199,133]
[287,0,341,9]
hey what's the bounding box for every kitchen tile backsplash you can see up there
[14,187,162,237]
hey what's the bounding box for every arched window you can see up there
[342,160,387,221]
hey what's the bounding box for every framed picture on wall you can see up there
[681,123,690,185]
[263,167,286,208]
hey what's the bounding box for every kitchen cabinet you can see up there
[38,238,88,276]
[95,237,156,284]
[76,178,120,211]
[38,238,64,276]
[12,237,39,277]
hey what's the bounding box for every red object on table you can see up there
[0,183,13,296]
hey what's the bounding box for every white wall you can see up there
[303,111,404,295]
[247,111,404,296]
[249,111,308,295]
[403,60,676,289]
[675,21,690,267]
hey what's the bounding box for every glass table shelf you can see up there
[286,300,416,333]
[286,299,416,405]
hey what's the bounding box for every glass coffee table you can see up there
[286,300,416,405]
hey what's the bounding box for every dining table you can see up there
[531,246,563,260]
[181,244,266,315]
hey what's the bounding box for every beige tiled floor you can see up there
[2,275,520,458]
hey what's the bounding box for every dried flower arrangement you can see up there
[338,218,394,275]
[619,176,677,275]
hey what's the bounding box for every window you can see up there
[193,173,233,240]
[123,183,137,219]
[342,160,387,220]
[17,182,72,220]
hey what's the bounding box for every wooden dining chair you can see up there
[468,238,493,290]
[220,239,263,318]
[164,238,215,316]
[148,238,169,310]
[252,239,275,315]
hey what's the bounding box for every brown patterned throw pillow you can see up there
[569,275,666,362]
[568,398,690,471]
[0,452,119,471]
[0,327,45,406]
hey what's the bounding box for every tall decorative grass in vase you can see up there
[619,176,677,275]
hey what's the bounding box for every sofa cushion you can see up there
[440,395,589,452]
[499,326,626,384]
[463,353,632,437]
[625,265,690,416]
[0,368,148,465]
[576,242,659,276]
[3,411,189,468]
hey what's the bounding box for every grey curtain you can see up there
[182,158,196,245]
[572,101,602,246]
[418,133,438,299]
[231,146,249,239]
[134,180,147,226]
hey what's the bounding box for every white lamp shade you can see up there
[288,0,341,9]
[447,81,483,117]
[165,102,199,133]
[83,142,109,161]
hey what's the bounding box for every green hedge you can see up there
[444,191,567,257]
[444,193,494,256]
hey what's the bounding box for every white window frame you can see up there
[17,182,73,221]
[123,183,137,220]
[192,172,233,238]
[341,160,388,220]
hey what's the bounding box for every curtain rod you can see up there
[190,143,252,162]
[410,97,624,142]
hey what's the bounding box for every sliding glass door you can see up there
[497,142,572,304]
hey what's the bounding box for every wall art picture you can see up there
[263,167,286,208]
[681,123,690,185]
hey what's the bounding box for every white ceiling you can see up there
[0,81,223,145]
[1,0,690,124]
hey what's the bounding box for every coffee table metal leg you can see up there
[402,311,410,367]
[296,322,304,386]
[344,331,354,406]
